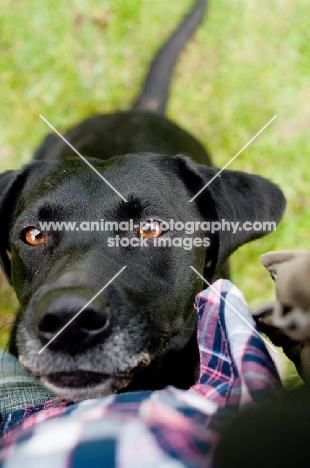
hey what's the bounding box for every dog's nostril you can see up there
[79,307,110,333]
[39,314,62,334]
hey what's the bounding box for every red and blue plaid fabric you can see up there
[0,280,282,467]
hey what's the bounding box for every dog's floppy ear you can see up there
[0,167,33,283]
[173,155,286,270]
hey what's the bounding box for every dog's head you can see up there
[0,153,285,400]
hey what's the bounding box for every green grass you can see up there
[0,0,309,384]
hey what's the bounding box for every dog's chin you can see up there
[41,372,131,401]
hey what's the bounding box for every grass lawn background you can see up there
[1,0,309,382]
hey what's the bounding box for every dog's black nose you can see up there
[36,291,110,351]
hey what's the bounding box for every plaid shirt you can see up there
[0,280,282,467]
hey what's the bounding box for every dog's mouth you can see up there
[20,349,151,401]
[45,371,122,388]
[41,371,132,401]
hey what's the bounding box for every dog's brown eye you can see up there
[138,221,162,239]
[23,227,45,246]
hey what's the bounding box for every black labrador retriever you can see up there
[0,0,285,401]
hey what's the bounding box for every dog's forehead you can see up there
[18,155,191,218]
[24,155,179,192]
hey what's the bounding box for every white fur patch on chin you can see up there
[41,375,131,402]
